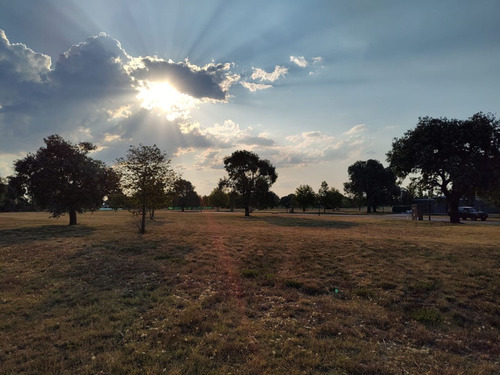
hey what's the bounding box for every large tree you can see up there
[258,191,280,209]
[220,150,277,216]
[0,177,7,209]
[318,181,344,212]
[317,181,329,213]
[14,135,118,225]
[172,179,199,212]
[325,187,344,211]
[279,194,296,213]
[116,144,175,233]
[344,159,399,213]
[295,184,317,212]
[387,113,500,223]
[208,187,228,211]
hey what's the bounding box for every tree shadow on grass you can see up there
[0,225,95,246]
[251,215,359,229]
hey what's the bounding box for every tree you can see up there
[106,190,131,210]
[220,150,277,216]
[172,179,199,212]
[318,181,330,213]
[317,182,343,212]
[279,194,296,213]
[0,177,7,209]
[200,195,210,209]
[208,187,228,211]
[149,178,176,219]
[116,144,175,233]
[295,184,317,212]
[0,175,32,212]
[481,186,500,210]
[344,159,399,213]
[258,191,280,209]
[387,113,500,223]
[14,135,118,225]
[325,187,344,211]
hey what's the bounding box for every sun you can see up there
[136,81,197,121]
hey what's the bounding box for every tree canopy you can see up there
[172,179,200,211]
[208,187,228,211]
[14,134,118,225]
[279,194,296,212]
[116,144,175,233]
[220,150,277,216]
[387,113,500,223]
[344,159,399,213]
[318,181,344,212]
[295,184,316,212]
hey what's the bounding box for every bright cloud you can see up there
[204,120,250,145]
[312,56,323,65]
[343,124,366,135]
[194,149,225,170]
[290,55,308,68]
[240,81,273,92]
[250,65,288,82]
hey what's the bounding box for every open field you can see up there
[0,211,499,374]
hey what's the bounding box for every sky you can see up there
[1,0,499,197]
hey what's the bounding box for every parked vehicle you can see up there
[454,206,488,221]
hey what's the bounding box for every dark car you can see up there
[457,206,488,221]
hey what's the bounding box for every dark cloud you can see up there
[132,59,230,100]
[0,31,138,152]
[0,29,51,108]
[49,33,134,100]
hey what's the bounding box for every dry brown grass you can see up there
[0,210,499,374]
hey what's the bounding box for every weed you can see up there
[412,307,443,326]
[410,278,441,293]
[354,287,375,300]
[284,279,303,289]
[241,269,259,278]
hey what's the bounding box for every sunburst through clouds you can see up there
[136,81,198,121]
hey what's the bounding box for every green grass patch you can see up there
[241,268,259,278]
[411,307,443,326]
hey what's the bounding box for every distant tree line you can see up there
[1,112,499,226]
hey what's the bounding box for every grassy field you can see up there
[0,210,499,374]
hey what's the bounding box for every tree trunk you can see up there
[140,198,146,234]
[69,209,77,225]
[244,205,250,216]
[447,193,461,224]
